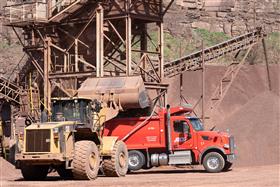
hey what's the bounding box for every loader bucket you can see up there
[78,76,150,109]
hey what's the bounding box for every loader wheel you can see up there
[72,141,100,180]
[21,164,49,181]
[128,150,145,171]
[57,166,73,179]
[103,140,128,177]
[203,152,225,173]
[222,161,233,171]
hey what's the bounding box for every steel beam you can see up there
[126,15,132,76]
[96,5,104,77]
[44,37,52,115]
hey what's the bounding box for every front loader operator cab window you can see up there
[174,120,190,134]
[52,99,91,124]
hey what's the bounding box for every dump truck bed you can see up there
[104,115,167,150]
[103,107,192,150]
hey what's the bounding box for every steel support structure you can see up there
[4,0,173,116]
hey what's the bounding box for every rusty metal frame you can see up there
[4,0,168,116]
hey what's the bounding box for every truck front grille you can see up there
[229,136,235,154]
[25,129,51,152]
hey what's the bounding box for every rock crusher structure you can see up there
[3,0,174,181]
[1,0,266,181]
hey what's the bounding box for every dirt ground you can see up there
[0,163,279,187]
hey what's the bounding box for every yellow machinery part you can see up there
[101,136,118,156]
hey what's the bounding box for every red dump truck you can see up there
[103,105,236,173]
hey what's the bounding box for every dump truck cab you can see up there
[169,115,235,171]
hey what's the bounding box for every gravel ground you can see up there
[0,164,279,187]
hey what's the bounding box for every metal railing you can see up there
[49,0,77,16]
[4,0,85,24]
[4,0,48,25]
[48,0,88,22]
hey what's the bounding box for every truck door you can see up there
[171,119,194,150]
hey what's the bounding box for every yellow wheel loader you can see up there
[15,76,150,180]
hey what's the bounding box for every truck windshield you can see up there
[51,99,91,124]
[189,118,204,131]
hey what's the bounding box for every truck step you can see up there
[168,151,192,165]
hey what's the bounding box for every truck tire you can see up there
[103,140,128,177]
[21,164,49,181]
[222,161,233,171]
[72,141,100,180]
[203,152,225,173]
[128,150,145,171]
[57,167,73,179]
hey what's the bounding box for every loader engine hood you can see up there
[23,121,76,154]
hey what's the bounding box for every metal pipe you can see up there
[166,104,172,154]
[201,41,205,124]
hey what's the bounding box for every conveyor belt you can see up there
[164,28,264,78]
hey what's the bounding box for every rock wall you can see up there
[164,0,280,36]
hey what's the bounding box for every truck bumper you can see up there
[226,154,236,162]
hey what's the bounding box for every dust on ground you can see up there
[0,161,279,187]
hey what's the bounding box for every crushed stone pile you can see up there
[0,157,21,180]
[217,91,280,166]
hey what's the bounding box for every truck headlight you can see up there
[223,144,230,149]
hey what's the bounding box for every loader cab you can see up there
[51,98,92,125]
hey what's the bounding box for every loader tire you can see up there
[103,140,128,177]
[72,141,100,180]
[21,164,49,181]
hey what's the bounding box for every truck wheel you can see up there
[222,161,233,171]
[203,152,225,173]
[57,167,73,179]
[72,141,100,180]
[128,150,145,171]
[103,140,128,177]
[21,164,49,180]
